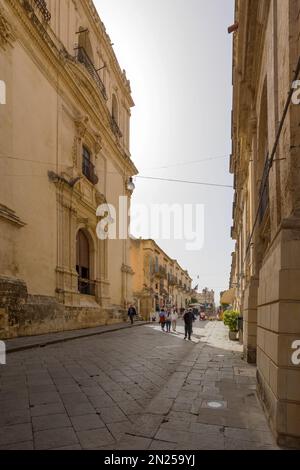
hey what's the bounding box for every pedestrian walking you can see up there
[128,304,137,325]
[183,308,194,340]
[151,310,157,322]
[165,310,172,332]
[159,308,166,331]
[171,309,178,331]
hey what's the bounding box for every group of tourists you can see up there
[128,303,196,341]
[156,308,179,333]
[155,307,196,340]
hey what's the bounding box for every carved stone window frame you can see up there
[73,116,102,174]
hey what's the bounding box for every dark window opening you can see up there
[76,230,95,296]
[82,146,98,185]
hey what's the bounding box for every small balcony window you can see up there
[75,44,107,100]
[82,146,98,185]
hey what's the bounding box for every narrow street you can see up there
[0,321,279,450]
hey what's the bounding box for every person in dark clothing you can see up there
[183,309,194,340]
[159,309,166,331]
[128,305,137,325]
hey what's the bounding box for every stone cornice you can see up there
[81,0,134,107]
[0,204,26,227]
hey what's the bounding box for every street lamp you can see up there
[127,177,135,192]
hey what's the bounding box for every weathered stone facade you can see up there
[0,0,137,338]
[230,0,300,448]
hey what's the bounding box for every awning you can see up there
[221,288,235,305]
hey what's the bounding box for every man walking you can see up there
[128,304,137,325]
[183,308,194,340]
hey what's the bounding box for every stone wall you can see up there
[257,221,300,448]
[242,278,259,364]
[0,276,125,339]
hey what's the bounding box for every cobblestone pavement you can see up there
[0,321,279,450]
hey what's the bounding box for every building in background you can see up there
[0,0,137,338]
[230,0,300,447]
[130,239,192,319]
[194,288,215,307]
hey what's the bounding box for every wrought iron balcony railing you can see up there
[111,116,123,139]
[168,274,177,286]
[82,154,99,185]
[159,266,167,279]
[75,47,107,100]
[34,0,51,22]
[78,278,96,296]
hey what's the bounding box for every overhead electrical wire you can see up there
[141,155,228,171]
[1,153,233,188]
[136,175,232,188]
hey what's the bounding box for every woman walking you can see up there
[165,310,172,333]
[171,309,178,332]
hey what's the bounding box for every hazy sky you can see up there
[95,0,235,302]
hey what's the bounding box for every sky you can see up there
[95,0,235,303]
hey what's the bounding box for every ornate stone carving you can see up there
[75,116,89,139]
[0,6,15,50]
[94,133,103,156]
[95,190,106,206]
[121,264,134,275]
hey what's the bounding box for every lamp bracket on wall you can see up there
[76,28,89,34]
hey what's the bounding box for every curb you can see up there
[6,321,150,354]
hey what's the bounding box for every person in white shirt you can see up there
[171,309,178,332]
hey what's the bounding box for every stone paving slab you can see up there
[112,322,281,450]
[0,323,194,449]
[0,320,282,450]
[4,321,148,353]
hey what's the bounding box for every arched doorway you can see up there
[76,229,94,295]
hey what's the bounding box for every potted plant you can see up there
[223,310,240,340]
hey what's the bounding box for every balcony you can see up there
[78,278,96,296]
[34,0,51,21]
[23,0,52,23]
[75,47,107,100]
[154,265,167,279]
[111,116,123,139]
[159,266,167,279]
[82,154,98,185]
[168,274,177,286]
[159,284,168,296]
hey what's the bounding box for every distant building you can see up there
[130,239,192,319]
[195,288,215,306]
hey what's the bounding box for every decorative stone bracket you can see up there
[121,264,134,275]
